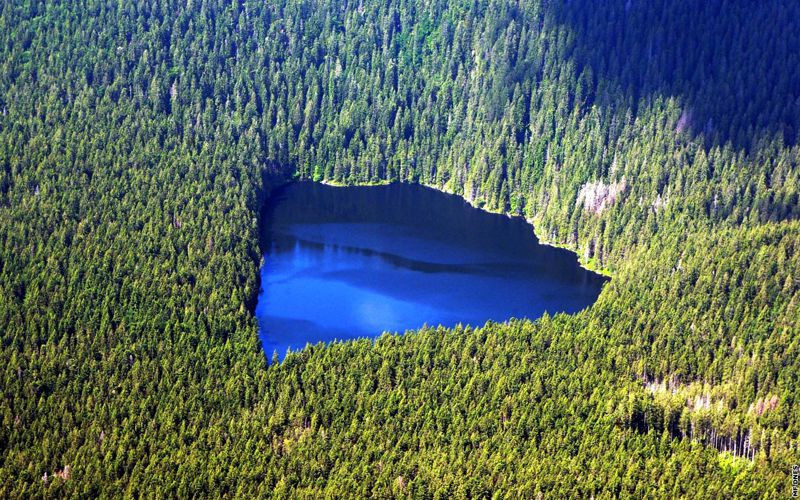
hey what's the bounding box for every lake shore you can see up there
[294,177,613,278]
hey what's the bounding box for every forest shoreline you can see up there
[278,177,613,279]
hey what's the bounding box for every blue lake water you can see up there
[257,182,608,358]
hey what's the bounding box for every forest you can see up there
[0,0,798,496]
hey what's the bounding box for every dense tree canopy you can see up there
[0,0,798,496]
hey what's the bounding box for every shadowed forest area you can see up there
[552,0,800,150]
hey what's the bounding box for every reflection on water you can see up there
[257,182,608,358]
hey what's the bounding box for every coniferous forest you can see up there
[1,0,799,497]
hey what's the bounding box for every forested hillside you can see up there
[0,0,797,496]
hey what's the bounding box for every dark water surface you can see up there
[257,182,607,358]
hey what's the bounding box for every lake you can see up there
[257,182,608,358]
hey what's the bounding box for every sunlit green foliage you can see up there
[0,0,797,496]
